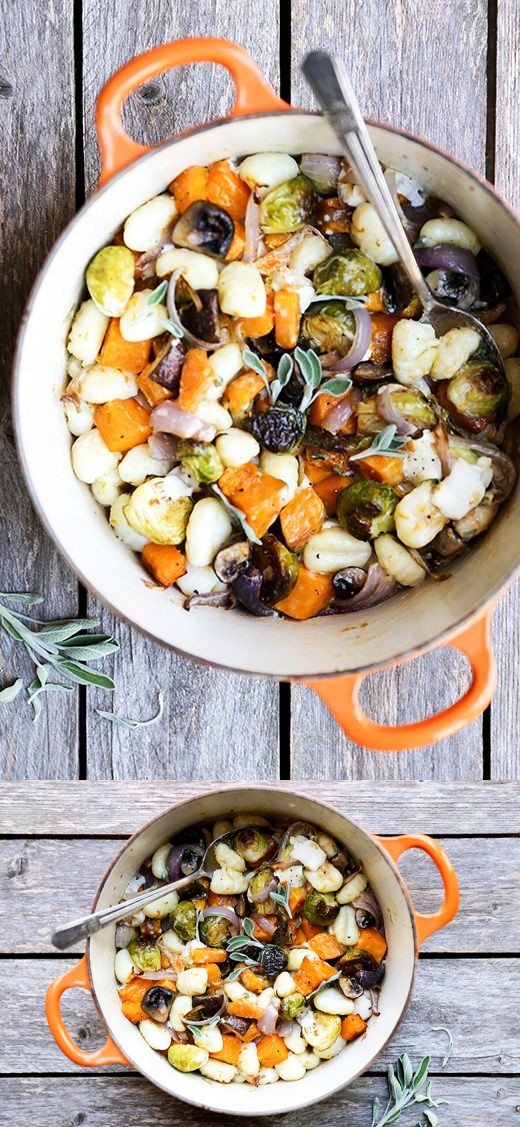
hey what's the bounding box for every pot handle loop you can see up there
[304,607,496,751]
[45,955,128,1067]
[96,37,290,185]
[375,833,460,948]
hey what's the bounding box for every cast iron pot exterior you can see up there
[46,785,460,1115]
[13,39,520,747]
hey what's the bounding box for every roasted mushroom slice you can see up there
[173,201,235,258]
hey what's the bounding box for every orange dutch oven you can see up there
[13,38,520,750]
[46,787,460,1114]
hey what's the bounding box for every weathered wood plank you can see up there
[289,0,489,778]
[2,956,516,1075]
[490,0,520,780]
[1,833,516,955]
[2,780,519,835]
[4,1076,518,1126]
[0,1,79,778]
[81,0,281,780]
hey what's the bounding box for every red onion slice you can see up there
[352,890,383,931]
[300,152,342,192]
[322,388,360,434]
[377,384,417,436]
[136,240,173,277]
[138,969,176,981]
[258,997,280,1035]
[200,905,241,932]
[276,1018,294,1038]
[448,435,517,501]
[254,915,277,938]
[414,243,479,280]
[115,923,137,948]
[243,192,262,262]
[167,844,188,883]
[321,307,372,372]
[150,400,215,442]
[249,877,278,904]
[166,270,223,351]
[148,432,178,460]
[323,565,396,614]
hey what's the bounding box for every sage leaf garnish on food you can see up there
[96,690,164,729]
[242,344,352,411]
[350,424,408,462]
[270,884,293,918]
[0,591,119,718]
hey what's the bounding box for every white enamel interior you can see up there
[14,113,520,677]
[87,787,417,1116]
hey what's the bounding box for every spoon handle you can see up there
[302,51,435,313]
[52,870,200,950]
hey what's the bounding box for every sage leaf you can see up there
[0,678,24,702]
[431,1025,454,1067]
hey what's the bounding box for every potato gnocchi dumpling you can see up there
[64,152,517,618]
[115,815,386,1085]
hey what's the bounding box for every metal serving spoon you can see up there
[302,50,505,372]
[52,829,244,950]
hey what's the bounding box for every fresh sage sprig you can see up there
[184,1013,221,1038]
[0,592,118,720]
[242,345,352,413]
[140,279,182,338]
[350,424,408,463]
[225,917,264,963]
[371,1046,450,1127]
[270,883,293,918]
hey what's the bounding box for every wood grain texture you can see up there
[289,0,489,778]
[2,779,519,834]
[81,0,281,780]
[3,957,517,1075]
[490,0,520,781]
[0,1,79,779]
[2,832,515,954]
[4,1076,519,1127]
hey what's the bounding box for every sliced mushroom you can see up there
[213,541,251,583]
[173,200,235,258]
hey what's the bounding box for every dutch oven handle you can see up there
[304,606,496,751]
[46,955,128,1067]
[96,37,290,185]
[374,833,460,948]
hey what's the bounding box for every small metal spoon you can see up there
[52,829,244,950]
[302,50,505,372]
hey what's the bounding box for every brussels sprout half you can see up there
[127,937,162,972]
[443,360,510,431]
[199,914,236,947]
[259,174,316,234]
[234,826,278,868]
[301,300,356,354]
[177,440,224,483]
[313,250,382,297]
[170,899,197,942]
[303,890,340,926]
[124,478,193,545]
[337,481,398,540]
[279,992,306,1020]
[86,245,135,317]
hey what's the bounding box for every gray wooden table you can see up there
[1,1,519,1123]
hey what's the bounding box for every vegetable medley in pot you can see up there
[64,151,518,619]
[114,814,386,1085]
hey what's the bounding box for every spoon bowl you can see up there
[302,50,506,378]
[51,827,249,950]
